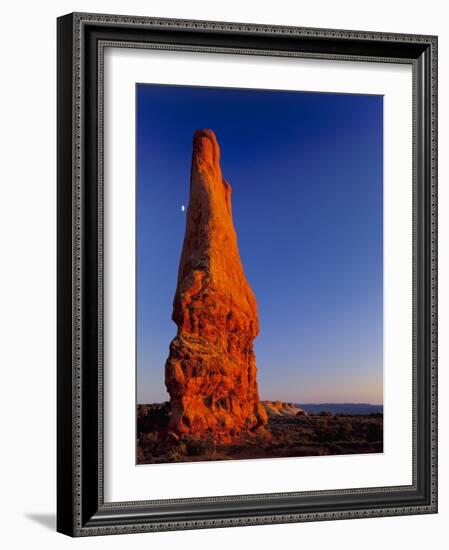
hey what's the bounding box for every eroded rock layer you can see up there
[165,129,268,438]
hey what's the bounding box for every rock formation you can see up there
[262,401,307,418]
[165,129,268,439]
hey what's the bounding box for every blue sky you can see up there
[136,84,383,405]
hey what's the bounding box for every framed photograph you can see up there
[57,12,438,536]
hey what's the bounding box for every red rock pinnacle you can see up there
[165,129,268,438]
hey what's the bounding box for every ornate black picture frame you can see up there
[57,12,438,537]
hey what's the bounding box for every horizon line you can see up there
[137,400,383,406]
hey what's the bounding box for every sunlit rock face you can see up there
[165,129,268,439]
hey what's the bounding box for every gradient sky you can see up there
[136,84,383,405]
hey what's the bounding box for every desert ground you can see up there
[137,401,383,464]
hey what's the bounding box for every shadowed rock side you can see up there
[165,129,268,439]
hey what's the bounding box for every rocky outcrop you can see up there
[262,401,307,417]
[165,129,268,439]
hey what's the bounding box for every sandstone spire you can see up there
[165,129,268,438]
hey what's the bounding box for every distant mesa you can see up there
[297,403,383,415]
[164,129,268,439]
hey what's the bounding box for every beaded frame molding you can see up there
[57,12,438,537]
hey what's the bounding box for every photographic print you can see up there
[136,84,383,465]
[57,15,437,534]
